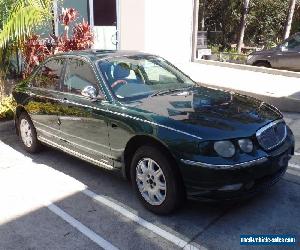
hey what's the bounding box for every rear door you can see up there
[28,57,65,143]
[57,57,113,168]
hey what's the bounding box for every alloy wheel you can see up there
[20,119,33,148]
[136,158,167,206]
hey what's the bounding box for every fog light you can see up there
[238,139,253,153]
[218,183,243,191]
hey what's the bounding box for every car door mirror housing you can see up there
[81,86,105,102]
[81,86,98,99]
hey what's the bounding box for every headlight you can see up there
[214,141,235,158]
[238,139,253,153]
[247,55,254,61]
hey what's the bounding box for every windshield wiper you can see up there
[150,87,192,97]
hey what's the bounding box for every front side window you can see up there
[63,59,99,96]
[32,58,64,90]
[98,55,194,101]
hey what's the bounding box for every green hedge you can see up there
[0,96,16,121]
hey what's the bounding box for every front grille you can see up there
[256,120,287,151]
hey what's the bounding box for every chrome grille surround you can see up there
[256,119,287,151]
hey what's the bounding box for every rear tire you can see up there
[18,112,41,153]
[130,145,184,215]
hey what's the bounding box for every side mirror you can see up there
[81,86,104,101]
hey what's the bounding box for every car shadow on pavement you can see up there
[1,121,299,249]
[0,122,234,242]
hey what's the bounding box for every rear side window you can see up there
[32,58,64,90]
[63,59,98,95]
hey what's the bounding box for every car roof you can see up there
[53,49,153,61]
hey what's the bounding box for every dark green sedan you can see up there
[13,50,295,214]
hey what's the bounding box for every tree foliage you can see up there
[0,0,53,48]
[246,0,290,47]
[0,0,53,77]
[202,0,300,49]
[22,8,93,77]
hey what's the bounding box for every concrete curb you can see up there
[201,83,300,113]
[196,59,300,79]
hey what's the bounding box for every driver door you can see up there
[58,57,113,168]
[273,35,300,71]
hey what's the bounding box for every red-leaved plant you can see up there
[22,8,93,77]
[22,35,51,77]
[60,7,78,27]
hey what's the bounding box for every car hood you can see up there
[126,86,282,140]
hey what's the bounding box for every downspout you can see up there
[53,0,59,36]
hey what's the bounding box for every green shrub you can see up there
[0,96,16,121]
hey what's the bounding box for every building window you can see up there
[93,0,116,26]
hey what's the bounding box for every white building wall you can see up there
[119,0,145,51]
[119,0,194,63]
[144,0,194,63]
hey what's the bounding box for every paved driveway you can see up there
[0,113,299,250]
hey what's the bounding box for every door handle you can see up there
[111,123,118,128]
[61,98,69,103]
[111,31,119,46]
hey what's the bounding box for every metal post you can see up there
[53,0,59,36]
[191,0,199,62]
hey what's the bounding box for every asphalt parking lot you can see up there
[0,112,299,250]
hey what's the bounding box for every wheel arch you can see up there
[123,135,182,182]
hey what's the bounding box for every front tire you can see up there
[18,112,41,153]
[130,145,184,215]
[254,61,271,68]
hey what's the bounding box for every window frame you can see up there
[30,56,66,92]
[61,56,109,101]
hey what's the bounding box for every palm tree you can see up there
[0,0,53,48]
[0,0,53,76]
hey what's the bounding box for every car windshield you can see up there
[97,55,195,102]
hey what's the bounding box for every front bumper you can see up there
[179,137,294,202]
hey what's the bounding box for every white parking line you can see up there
[287,169,300,177]
[48,204,119,250]
[289,163,300,170]
[82,189,199,250]
[294,152,300,156]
